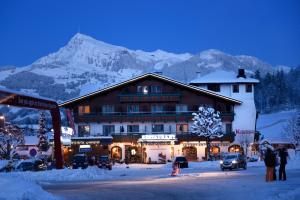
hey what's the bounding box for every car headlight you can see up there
[220,160,223,164]
[232,160,238,164]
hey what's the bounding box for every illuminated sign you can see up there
[141,134,176,141]
[79,144,91,153]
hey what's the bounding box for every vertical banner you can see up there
[66,109,76,135]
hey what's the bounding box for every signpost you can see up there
[0,88,63,169]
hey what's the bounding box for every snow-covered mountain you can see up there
[0,33,277,102]
[0,33,283,123]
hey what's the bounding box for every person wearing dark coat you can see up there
[264,148,276,182]
[278,148,288,181]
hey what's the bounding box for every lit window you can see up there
[176,124,188,133]
[137,86,148,94]
[78,105,90,115]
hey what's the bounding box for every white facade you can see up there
[190,70,259,147]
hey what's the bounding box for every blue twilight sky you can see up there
[0,0,299,67]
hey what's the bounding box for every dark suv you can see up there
[72,154,88,169]
[15,159,47,172]
[220,153,247,171]
[98,156,112,170]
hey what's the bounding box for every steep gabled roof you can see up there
[59,73,242,107]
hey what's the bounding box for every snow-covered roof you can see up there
[24,136,39,145]
[257,110,296,144]
[59,73,242,107]
[190,70,259,84]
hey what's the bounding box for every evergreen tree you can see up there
[192,106,223,160]
[37,112,48,152]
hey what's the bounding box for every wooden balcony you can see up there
[75,111,234,123]
[119,93,181,102]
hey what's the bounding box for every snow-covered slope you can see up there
[257,110,297,143]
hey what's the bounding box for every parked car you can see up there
[98,155,112,170]
[72,154,88,169]
[15,159,47,172]
[172,156,188,168]
[220,153,247,171]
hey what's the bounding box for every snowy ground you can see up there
[1,154,300,200]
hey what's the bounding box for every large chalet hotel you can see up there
[60,69,259,163]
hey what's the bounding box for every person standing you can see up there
[279,148,288,181]
[264,147,276,182]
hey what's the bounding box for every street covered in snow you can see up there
[1,155,300,200]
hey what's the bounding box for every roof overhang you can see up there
[59,73,242,107]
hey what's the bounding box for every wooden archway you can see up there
[0,88,63,169]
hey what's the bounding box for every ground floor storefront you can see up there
[59,134,251,164]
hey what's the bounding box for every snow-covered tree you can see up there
[284,111,300,153]
[0,124,24,159]
[192,106,223,160]
[37,112,49,152]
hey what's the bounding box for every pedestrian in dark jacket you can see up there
[264,147,276,182]
[278,148,288,181]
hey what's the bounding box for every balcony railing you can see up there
[119,93,181,102]
[75,111,234,122]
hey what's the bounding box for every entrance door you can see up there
[182,146,197,161]
[111,146,122,162]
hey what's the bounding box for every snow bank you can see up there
[0,160,9,169]
[0,177,59,200]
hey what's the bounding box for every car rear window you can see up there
[225,155,237,159]
[74,156,86,162]
[176,157,187,162]
[99,157,109,161]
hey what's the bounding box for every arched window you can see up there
[111,146,122,161]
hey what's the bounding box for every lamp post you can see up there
[0,114,5,129]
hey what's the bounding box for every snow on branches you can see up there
[0,124,24,159]
[37,112,49,152]
[192,106,223,139]
[284,111,300,150]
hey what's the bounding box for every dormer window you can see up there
[137,86,148,94]
[150,85,162,93]
[246,84,252,93]
[233,84,239,93]
[207,84,220,92]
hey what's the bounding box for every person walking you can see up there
[278,147,288,181]
[264,147,276,182]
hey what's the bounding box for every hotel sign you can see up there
[141,134,176,141]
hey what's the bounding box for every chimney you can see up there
[237,68,246,78]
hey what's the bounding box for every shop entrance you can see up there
[111,146,122,161]
[228,144,244,153]
[182,146,197,161]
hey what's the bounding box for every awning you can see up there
[71,136,113,145]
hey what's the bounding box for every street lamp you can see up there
[0,114,5,128]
